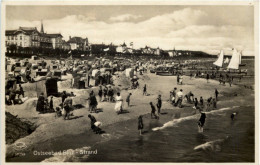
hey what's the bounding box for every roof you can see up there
[6,27,40,36]
[45,33,63,38]
[68,37,87,44]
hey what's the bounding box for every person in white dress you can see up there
[115,92,123,114]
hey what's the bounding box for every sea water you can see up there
[85,105,254,162]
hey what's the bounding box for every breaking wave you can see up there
[193,136,230,152]
[152,106,240,131]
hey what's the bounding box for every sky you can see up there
[5,5,255,55]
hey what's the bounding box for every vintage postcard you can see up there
[0,1,259,164]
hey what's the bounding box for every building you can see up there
[46,33,63,49]
[61,40,71,50]
[116,42,133,54]
[67,36,88,51]
[5,22,58,50]
[5,27,40,48]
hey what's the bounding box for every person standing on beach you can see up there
[150,102,158,119]
[179,75,183,85]
[108,86,114,102]
[98,86,103,102]
[206,73,210,83]
[115,92,123,114]
[36,93,45,112]
[198,111,206,133]
[215,89,219,101]
[103,86,108,101]
[138,115,144,135]
[126,93,132,107]
[49,96,54,112]
[157,95,162,114]
[143,84,147,96]
[200,96,204,107]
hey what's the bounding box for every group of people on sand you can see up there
[36,90,75,120]
[6,84,26,105]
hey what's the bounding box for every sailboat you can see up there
[227,48,240,70]
[224,57,229,64]
[238,51,246,66]
[213,50,224,67]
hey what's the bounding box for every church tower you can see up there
[40,20,44,33]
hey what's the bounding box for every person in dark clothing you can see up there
[61,91,67,106]
[157,95,162,114]
[88,114,101,134]
[198,111,206,133]
[212,98,217,109]
[206,97,212,111]
[138,115,144,135]
[108,86,114,102]
[215,89,219,100]
[150,102,159,119]
[88,114,97,131]
[89,94,98,113]
[36,93,45,112]
[49,96,54,112]
[98,86,103,102]
[126,93,132,107]
[193,98,198,109]
[200,96,204,106]
[18,84,24,98]
[206,73,210,83]
[143,84,147,96]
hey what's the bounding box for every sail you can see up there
[238,51,242,64]
[227,49,239,69]
[224,57,229,64]
[213,50,224,67]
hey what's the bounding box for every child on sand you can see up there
[126,93,132,107]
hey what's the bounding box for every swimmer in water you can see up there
[231,112,238,120]
[198,111,206,133]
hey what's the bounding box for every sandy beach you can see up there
[5,70,255,161]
